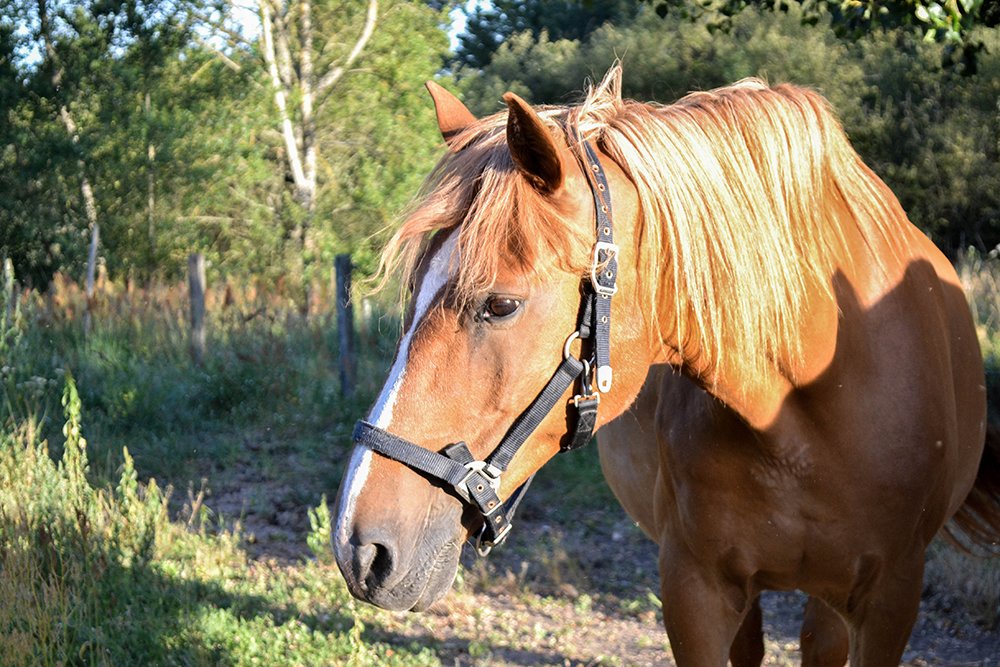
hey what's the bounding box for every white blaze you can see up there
[334,231,459,565]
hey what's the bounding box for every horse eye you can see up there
[483,296,521,319]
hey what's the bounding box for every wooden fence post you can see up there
[83,222,99,337]
[335,254,356,397]
[3,257,14,320]
[188,253,206,364]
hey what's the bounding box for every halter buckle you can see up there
[454,460,502,504]
[590,241,619,296]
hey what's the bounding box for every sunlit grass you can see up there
[0,367,439,666]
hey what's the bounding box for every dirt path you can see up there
[219,492,1000,666]
[362,573,1000,667]
[181,433,1000,667]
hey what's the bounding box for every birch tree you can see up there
[195,0,450,294]
[200,0,376,253]
[37,0,101,330]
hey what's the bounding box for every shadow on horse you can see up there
[333,66,1000,666]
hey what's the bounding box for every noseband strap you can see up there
[352,139,616,554]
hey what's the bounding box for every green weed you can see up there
[0,372,442,667]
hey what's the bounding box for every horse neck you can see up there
[649,269,843,433]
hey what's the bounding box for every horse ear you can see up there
[503,92,564,194]
[426,81,476,144]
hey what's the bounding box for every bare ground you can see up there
[173,430,1000,667]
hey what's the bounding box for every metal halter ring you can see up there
[564,331,581,360]
[476,521,511,557]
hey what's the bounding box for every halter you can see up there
[352,140,618,555]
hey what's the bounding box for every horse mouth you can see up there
[355,534,463,612]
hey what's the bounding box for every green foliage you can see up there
[0,393,440,666]
[460,6,1000,254]
[0,0,197,286]
[645,0,999,53]
[847,27,1000,250]
[307,494,334,565]
[454,0,638,70]
[0,0,452,292]
[308,0,453,273]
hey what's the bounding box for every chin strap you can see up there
[351,138,616,554]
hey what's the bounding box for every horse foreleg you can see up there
[729,594,764,667]
[659,550,751,667]
[730,593,850,667]
[801,596,848,667]
[845,552,924,667]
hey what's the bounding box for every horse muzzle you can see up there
[334,502,465,612]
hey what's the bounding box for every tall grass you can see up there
[0,376,441,666]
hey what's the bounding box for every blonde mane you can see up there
[381,66,907,380]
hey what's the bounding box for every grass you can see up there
[0,373,394,666]
[6,271,398,485]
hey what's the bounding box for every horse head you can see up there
[332,81,652,611]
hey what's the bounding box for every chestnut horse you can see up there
[334,67,1000,666]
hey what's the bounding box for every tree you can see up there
[454,0,637,70]
[195,0,451,291]
[1,0,450,290]
[645,0,1000,69]
[0,0,197,288]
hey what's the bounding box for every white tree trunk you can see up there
[40,0,101,334]
[260,0,308,196]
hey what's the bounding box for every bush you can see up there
[460,8,1000,255]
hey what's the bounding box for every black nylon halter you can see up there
[352,139,618,555]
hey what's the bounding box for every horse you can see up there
[333,66,1000,666]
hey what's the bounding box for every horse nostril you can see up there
[353,543,377,588]
[369,542,395,583]
[352,539,396,590]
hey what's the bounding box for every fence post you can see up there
[3,258,14,320]
[335,254,356,397]
[188,253,206,364]
[83,222,99,337]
